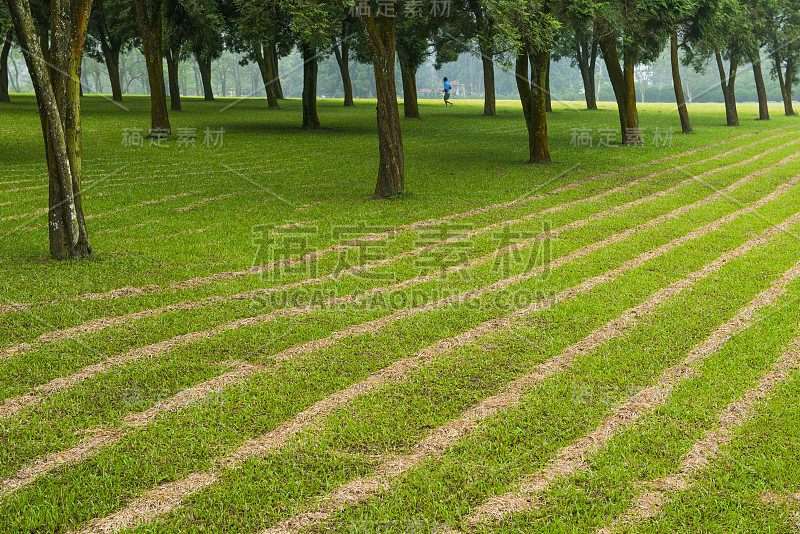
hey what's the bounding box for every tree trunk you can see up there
[751,51,769,120]
[398,51,420,119]
[164,45,181,111]
[777,55,796,116]
[101,43,123,102]
[670,32,692,133]
[598,25,640,145]
[776,55,790,116]
[480,48,496,116]
[715,49,739,126]
[193,65,200,96]
[332,41,355,107]
[516,47,551,164]
[197,54,214,101]
[361,12,403,198]
[8,0,93,259]
[621,54,641,144]
[516,49,531,124]
[576,39,598,110]
[587,40,598,109]
[270,42,284,99]
[133,0,170,134]
[529,48,551,162]
[1,31,12,102]
[788,57,795,115]
[253,44,279,108]
[472,2,496,117]
[301,43,320,129]
[544,57,552,113]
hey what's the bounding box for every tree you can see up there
[552,7,599,110]
[591,0,676,143]
[358,0,404,196]
[1,5,12,102]
[467,0,500,115]
[434,0,496,115]
[331,15,355,106]
[163,0,224,103]
[396,11,433,119]
[133,0,171,134]
[86,0,137,102]
[671,31,692,132]
[254,41,282,106]
[223,0,288,109]
[741,0,773,120]
[684,0,749,126]
[663,0,698,133]
[6,0,93,258]
[489,0,558,163]
[282,0,339,129]
[766,0,799,115]
[162,0,188,110]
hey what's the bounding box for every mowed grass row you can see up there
[1,97,796,302]
[1,126,797,381]
[6,157,794,482]
[243,204,800,534]
[3,130,796,432]
[89,189,800,534]
[1,118,793,330]
[2,146,800,532]
[2,100,799,533]
[3,137,796,432]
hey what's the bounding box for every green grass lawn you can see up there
[1,95,800,533]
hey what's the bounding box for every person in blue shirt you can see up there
[443,77,453,107]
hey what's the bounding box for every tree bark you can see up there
[776,54,795,116]
[164,45,181,111]
[670,32,692,133]
[776,55,790,116]
[544,57,552,112]
[621,54,641,144]
[597,25,641,145]
[787,56,795,116]
[470,0,495,116]
[516,47,551,164]
[715,49,739,126]
[8,0,93,258]
[361,12,403,198]
[529,48,551,163]
[480,51,496,116]
[516,48,531,125]
[197,54,214,101]
[301,42,320,129]
[576,39,598,110]
[254,43,279,108]
[588,40,598,109]
[332,41,354,107]
[751,51,769,120]
[133,0,170,134]
[398,50,420,119]
[1,31,12,102]
[269,42,284,99]
[101,42,123,102]
[788,56,795,116]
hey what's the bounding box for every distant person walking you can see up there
[443,77,453,107]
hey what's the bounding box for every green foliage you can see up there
[683,0,750,68]
[85,0,139,64]
[595,0,683,65]
[163,0,226,62]
[486,0,559,54]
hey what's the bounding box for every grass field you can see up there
[2,95,800,533]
